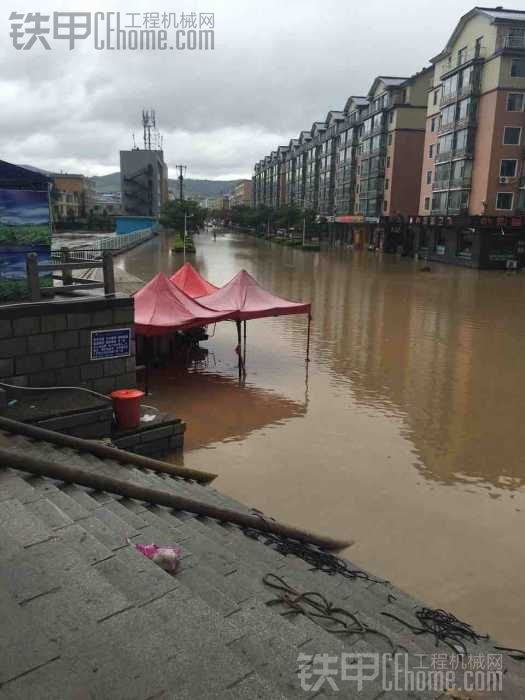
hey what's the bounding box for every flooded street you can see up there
[119,230,525,647]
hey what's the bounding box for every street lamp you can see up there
[184,211,193,262]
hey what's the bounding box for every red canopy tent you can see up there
[199,270,312,372]
[198,269,311,320]
[133,272,233,336]
[169,262,218,298]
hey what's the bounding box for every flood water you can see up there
[119,229,525,647]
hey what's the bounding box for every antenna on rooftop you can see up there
[142,108,162,150]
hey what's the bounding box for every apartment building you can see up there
[317,112,345,216]
[284,139,299,205]
[414,6,525,267]
[334,97,368,218]
[231,179,253,207]
[52,174,97,224]
[356,71,431,221]
[252,6,525,267]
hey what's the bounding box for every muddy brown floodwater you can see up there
[119,229,525,647]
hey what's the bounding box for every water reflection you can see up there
[122,230,525,490]
[142,364,307,450]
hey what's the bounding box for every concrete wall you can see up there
[0,296,136,394]
[389,129,426,216]
[116,216,156,234]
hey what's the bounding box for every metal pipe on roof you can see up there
[0,415,216,484]
[0,447,351,552]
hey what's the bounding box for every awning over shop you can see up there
[169,262,218,298]
[198,269,311,321]
[133,272,233,336]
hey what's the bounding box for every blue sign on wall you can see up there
[91,328,131,361]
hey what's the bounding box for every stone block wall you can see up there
[34,406,114,439]
[0,296,136,394]
[113,415,185,457]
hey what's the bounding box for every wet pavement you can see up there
[120,229,525,647]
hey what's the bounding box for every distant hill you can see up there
[18,165,242,200]
[92,172,241,199]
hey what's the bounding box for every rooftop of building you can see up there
[0,423,524,698]
[432,5,525,62]
[475,6,525,21]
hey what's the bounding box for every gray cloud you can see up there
[0,0,476,179]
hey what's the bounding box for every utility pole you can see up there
[175,164,187,202]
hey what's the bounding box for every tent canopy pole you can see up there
[306,313,312,363]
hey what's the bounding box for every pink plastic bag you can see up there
[133,542,182,573]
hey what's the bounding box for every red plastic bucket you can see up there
[111,389,144,429]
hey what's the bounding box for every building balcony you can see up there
[439,82,479,107]
[437,121,455,135]
[432,176,472,191]
[435,150,453,164]
[370,122,386,136]
[437,115,477,135]
[439,48,486,80]
[498,33,525,51]
[435,147,473,164]
[431,205,469,216]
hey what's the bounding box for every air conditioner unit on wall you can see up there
[506,259,518,270]
[499,177,509,184]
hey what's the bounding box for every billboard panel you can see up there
[0,189,51,301]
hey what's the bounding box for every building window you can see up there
[429,144,434,159]
[507,93,524,111]
[383,200,388,211]
[384,178,389,190]
[500,159,518,177]
[388,133,393,145]
[424,196,430,211]
[426,170,432,184]
[503,127,522,145]
[431,117,436,132]
[511,59,525,77]
[496,192,514,210]
[475,36,483,57]
[457,46,467,65]
[433,90,438,105]
[389,111,394,124]
[386,156,391,168]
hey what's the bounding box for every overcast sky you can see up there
[0,0,492,180]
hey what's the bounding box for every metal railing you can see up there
[432,176,472,191]
[439,83,479,107]
[437,115,477,134]
[502,33,525,50]
[93,227,153,251]
[435,149,453,163]
[51,248,102,263]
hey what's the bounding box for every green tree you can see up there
[160,199,206,232]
